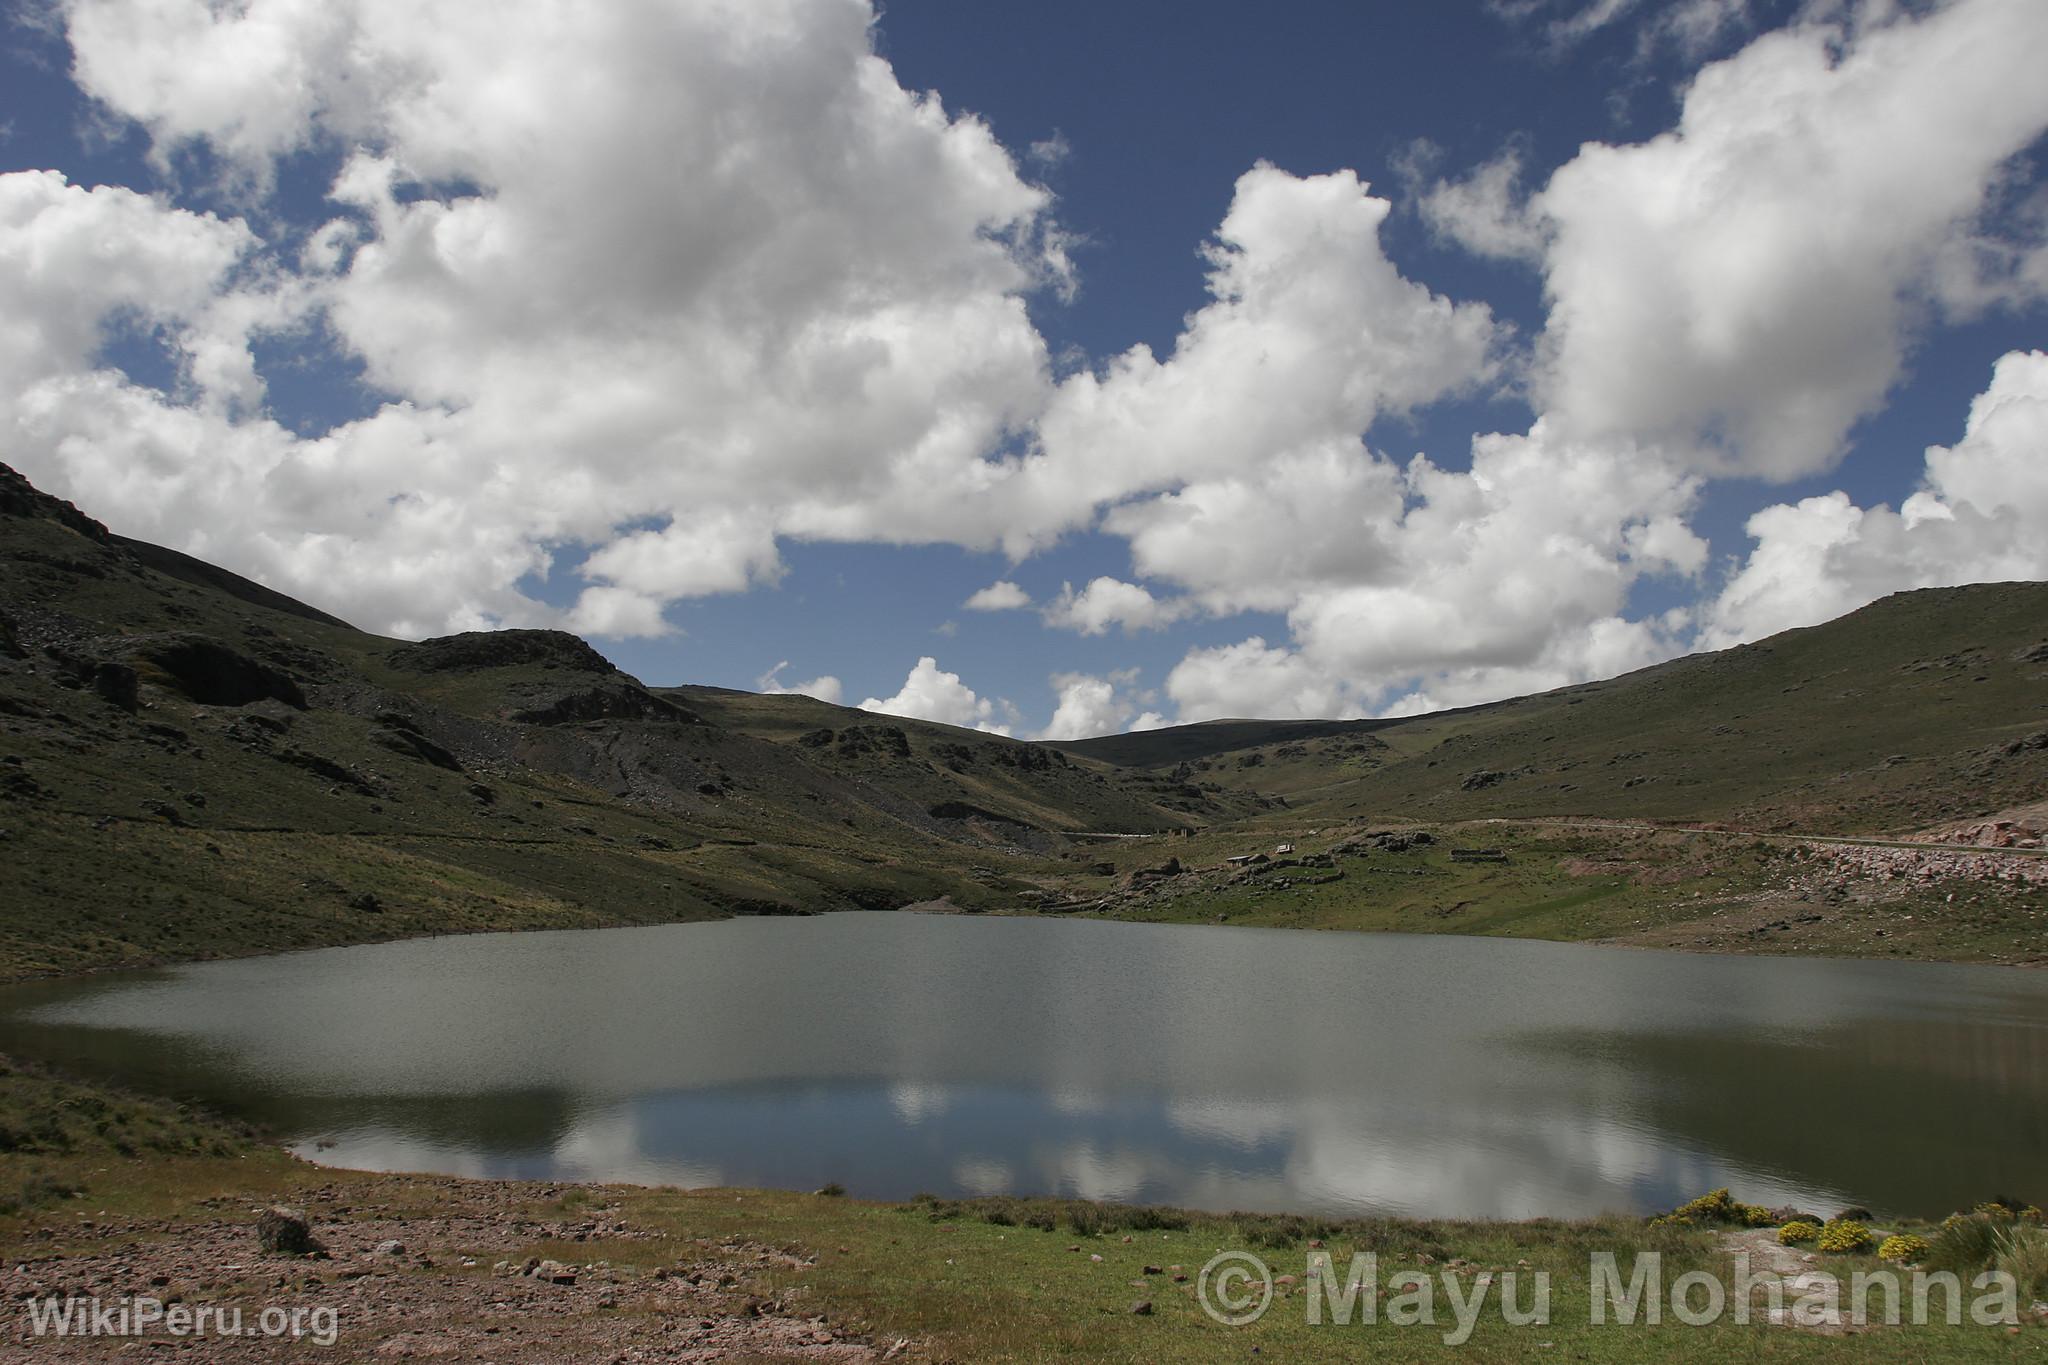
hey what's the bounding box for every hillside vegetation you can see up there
[0,463,1217,979]
[1058,587,2048,835]
[2,460,2042,978]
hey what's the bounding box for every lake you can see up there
[3,913,2044,1220]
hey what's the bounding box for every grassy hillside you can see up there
[4,458,2042,980]
[1064,585,2048,835]
[670,684,1264,833]
[0,463,1213,979]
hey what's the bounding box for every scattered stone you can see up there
[1128,1300,1153,1316]
[255,1206,316,1255]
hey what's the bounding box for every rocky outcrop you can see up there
[0,462,109,542]
[1913,819,2043,850]
[369,721,465,771]
[127,635,310,709]
[507,682,702,726]
[828,726,912,759]
[388,629,617,675]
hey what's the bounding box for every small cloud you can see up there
[1040,577,1190,636]
[963,579,1031,611]
[757,660,844,705]
[1027,131,1071,171]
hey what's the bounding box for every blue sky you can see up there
[3,0,2045,736]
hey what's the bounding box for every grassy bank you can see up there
[1036,818,2048,965]
[3,1060,2041,1362]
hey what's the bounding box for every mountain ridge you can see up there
[2,459,2043,978]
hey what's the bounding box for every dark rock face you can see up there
[256,1206,317,1255]
[0,609,21,660]
[833,725,912,759]
[128,635,309,709]
[370,724,464,771]
[927,739,1063,772]
[388,629,616,675]
[1461,770,1508,790]
[89,662,139,710]
[506,683,701,727]
[0,462,110,542]
[927,799,1030,826]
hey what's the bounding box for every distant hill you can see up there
[0,462,1225,978]
[1055,585,2048,834]
[3,458,2042,979]
[1047,716,1401,769]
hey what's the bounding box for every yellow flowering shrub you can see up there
[1778,1220,1821,1245]
[1664,1189,1776,1227]
[1817,1219,1875,1254]
[1673,1190,1736,1221]
[1878,1234,1929,1264]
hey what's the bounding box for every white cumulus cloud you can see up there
[859,657,1014,734]
[1038,670,1166,741]
[1040,577,1190,636]
[1529,0,2048,478]
[1705,348,2048,646]
[962,580,1031,611]
[11,0,1066,638]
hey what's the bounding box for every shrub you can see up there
[1125,1206,1192,1232]
[1778,1221,1821,1246]
[1994,1225,2048,1301]
[1066,1204,1107,1238]
[0,1171,84,1216]
[1877,1234,1929,1265]
[1817,1220,1874,1254]
[1834,1206,1873,1223]
[1661,1189,1776,1228]
[1925,1214,2009,1278]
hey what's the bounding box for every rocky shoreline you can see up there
[7,1169,907,1362]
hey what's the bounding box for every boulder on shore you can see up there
[256,1206,317,1255]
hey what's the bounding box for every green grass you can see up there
[1024,818,2047,964]
[1061,583,2048,838]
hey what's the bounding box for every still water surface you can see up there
[3,913,2044,1219]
